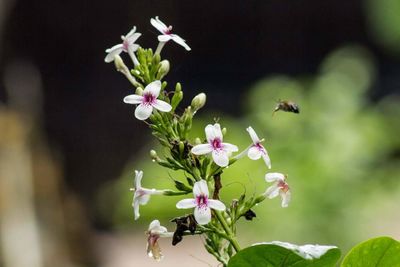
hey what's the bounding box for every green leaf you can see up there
[341,236,400,267]
[228,243,340,267]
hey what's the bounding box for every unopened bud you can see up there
[114,55,128,73]
[150,150,158,159]
[191,93,206,112]
[179,141,185,155]
[175,82,182,93]
[158,60,170,78]
[195,137,202,145]
[222,127,227,136]
[135,87,144,95]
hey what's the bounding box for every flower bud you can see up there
[158,60,170,78]
[135,87,144,95]
[190,93,206,112]
[194,137,202,145]
[114,55,128,73]
[150,150,158,159]
[222,127,227,136]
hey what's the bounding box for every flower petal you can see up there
[126,32,141,45]
[137,193,151,205]
[134,170,143,189]
[124,26,137,38]
[144,80,161,97]
[280,190,291,208]
[149,219,161,231]
[135,104,153,120]
[265,172,285,182]
[265,184,280,199]
[205,123,222,142]
[153,100,172,112]
[158,35,172,42]
[246,126,260,144]
[191,144,213,155]
[194,206,211,225]
[176,198,196,209]
[212,150,229,167]
[248,146,262,160]
[124,94,143,104]
[222,143,239,153]
[151,16,168,33]
[171,35,191,51]
[208,199,226,211]
[193,180,209,197]
[133,198,140,220]
[104,44,123,63]
[262,153,272,169]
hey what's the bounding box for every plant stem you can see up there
[214,210,241,252]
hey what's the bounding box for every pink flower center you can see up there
[122,39,129,52]
[211,138,222,149]
[278,180,289,193]
[196,194,208,208]
[255,143,266,154]
[164,26,173,35]
[143,93,156,105]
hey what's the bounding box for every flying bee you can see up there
[273,100,300,116]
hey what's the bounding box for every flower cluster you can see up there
[105,16,293,265]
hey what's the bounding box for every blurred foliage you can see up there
[365,0,400,55]
[97,45,400,252]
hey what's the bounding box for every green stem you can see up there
[214,210,241,252]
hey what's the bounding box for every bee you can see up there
[273,100,300,115]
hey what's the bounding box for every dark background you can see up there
[0,0,398,227]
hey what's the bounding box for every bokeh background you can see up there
[0,1,399,266]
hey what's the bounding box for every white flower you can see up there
[191,123,238,167]
[123,80,172,120]
[176,180,226,225]
[104,26,141,65]
[131,170,163,220]
[151,16,191,51]
[146,220,173,261]
[246,126,272,169]
[264,172,291,208]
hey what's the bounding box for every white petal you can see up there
[152,100,172,112]
[124,94,143,104]
[137,194,151,205]
[280,190,291,208]
[151,17,168,33]
[194,206,211,225]
[134,170,143,189]
[265,184,280,199]
[128,44,140,52]
[124,26,137,38]
[248,146,262,160]
[222,143,238,153]
[133,198,140,220]
[149,219,161,231]
[208,199,226,211]
[158,35,172,42]
[265,172,285,182]
[144,80,161,97]
[191,144,213,155]
[135,104,153,120]
[176,198,196,209]
[193,180,209,197]
[205,123,222,142]
[104,44,123,63]
[262,153,272,169]
[171,35,191,51]
[246,126,260,143]
[212,150,229,167]
[126,32,141,45]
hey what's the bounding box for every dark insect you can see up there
[273,100,300,115]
